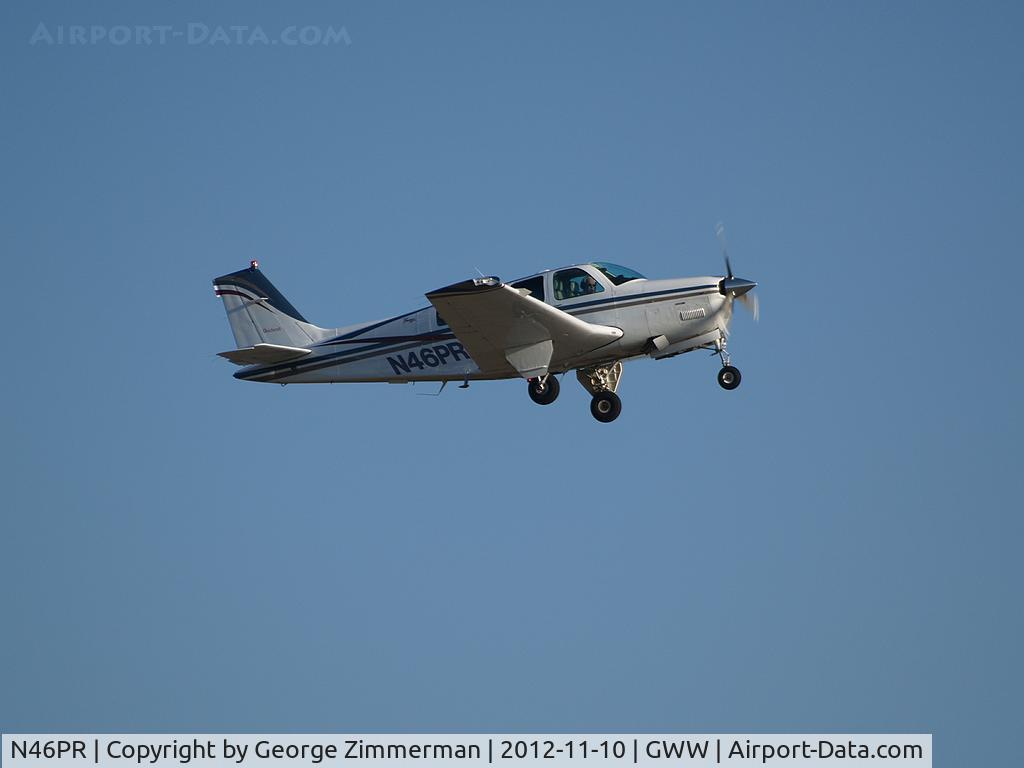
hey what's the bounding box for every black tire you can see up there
[527,375,560,405]
[590,391,622,423]
[718,365,742,390]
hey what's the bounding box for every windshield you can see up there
[591,262,646,285]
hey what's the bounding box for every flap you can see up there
[505,339,555,378]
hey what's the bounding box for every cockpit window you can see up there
[553,268,604,301]
[511,275,545,302]
[591,262,646,285]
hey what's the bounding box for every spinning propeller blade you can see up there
[738,291,759,322]
[715,222,759,321]
[715,221,733,279]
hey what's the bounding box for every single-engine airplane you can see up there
[213,247,758,422]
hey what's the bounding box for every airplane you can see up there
[212,250,758,423]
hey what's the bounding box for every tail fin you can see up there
[213,261,330,349]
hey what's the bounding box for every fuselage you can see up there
[233,263,732,385]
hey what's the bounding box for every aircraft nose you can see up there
[719,277,757,297]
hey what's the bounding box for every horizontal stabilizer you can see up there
[217,343,312,366]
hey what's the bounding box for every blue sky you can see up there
[1,1,1021,764]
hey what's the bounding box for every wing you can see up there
[426,277,623,377]
[217,343,312,366]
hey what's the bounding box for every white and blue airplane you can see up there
[213,251,757,422]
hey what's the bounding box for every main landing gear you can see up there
[590,391,622,423]
[527,365,623,422]
[527,375,560,405]
[527,363,626,422]
[713,337,742,391]
[578,361,623,423]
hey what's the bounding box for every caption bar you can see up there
[2,735,931,768]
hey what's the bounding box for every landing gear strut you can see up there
[713,337,742,390]
[577,362,623,423]
[527,375,560,405]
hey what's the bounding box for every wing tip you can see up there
[426,276,502,298]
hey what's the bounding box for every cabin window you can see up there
[553,268,604,301]
[511,275,545,302]
[591,262,646,285]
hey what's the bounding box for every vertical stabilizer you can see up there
[212,261,329,348]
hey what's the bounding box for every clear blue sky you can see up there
[2,1,1021,764]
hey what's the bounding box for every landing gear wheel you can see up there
[590,391,622,423]
[527,375,560,405]
[718,365,742,390]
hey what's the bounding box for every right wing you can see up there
[426,277,622,377]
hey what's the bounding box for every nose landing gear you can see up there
[713,336,742,390]
[717,365,741,390]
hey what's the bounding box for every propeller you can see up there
[737,290,759,321]
[715,222,759,321]
[715,221,734,280]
